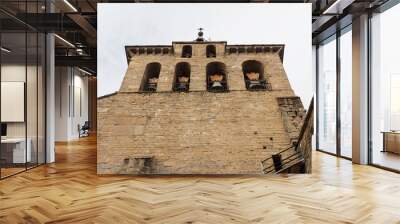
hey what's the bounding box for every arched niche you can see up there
[242,60,267,91]
[173,62,191,92]
[206,45,216,58]
[181,45,192,58]
[140,62,161,92]
[206,62,228,92]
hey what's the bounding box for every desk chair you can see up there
[79,121,90,138]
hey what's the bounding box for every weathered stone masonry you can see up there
[98,39,305,174]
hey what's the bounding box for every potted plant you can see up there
[246,72,260,81]
[178,76,189,83]
[148,77,158,84]
[210,73,223,82]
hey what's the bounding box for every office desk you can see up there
[1,138,31,163]
[382,131,400,154]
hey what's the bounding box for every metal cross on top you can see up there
[196,28,205,42]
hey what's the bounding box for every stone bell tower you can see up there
[97,29,305,175]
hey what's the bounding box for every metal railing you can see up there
[262,151,303,174]
[261,97,314,174]
[261,145,295,165]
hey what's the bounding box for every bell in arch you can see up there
[210,81,223,90]
[176,82,188,91]
[147,83,157,92]
[248,80,264,90]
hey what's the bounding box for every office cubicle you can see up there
[0,1,46,179]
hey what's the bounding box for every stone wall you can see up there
[98,90,300,174]
[277,97,306,145]
[296,98,314,173]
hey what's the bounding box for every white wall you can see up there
[97,3,313,106]
[1,63,46,164]
[55,67,89,141]
[55,67,69,141]
[71,73,89,138]
[1,64,38,137]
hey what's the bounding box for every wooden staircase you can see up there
[261,97,314,174]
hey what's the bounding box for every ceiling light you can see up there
[1,47,11,53]
[63,0,78,12]
[76,49,87,56]
[54,34,75,48]
[78,67,93,76]
[323,0,355,15]
[323,0,341,14]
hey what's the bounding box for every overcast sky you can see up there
[98,3,312,105]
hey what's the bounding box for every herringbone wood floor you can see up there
[1,136,400,224]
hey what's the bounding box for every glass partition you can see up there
[0,2,46,179]
[38,32,46,165]
[1,31,28,177]
[27,31,38,169]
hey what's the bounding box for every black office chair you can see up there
[79,121,90,138]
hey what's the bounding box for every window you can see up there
[206,45,216,58]
[317,35,337,155]
[246,47,255,53]
[206,62,228,92]
[173,62,190,92]
[162,48,169,54]
[181,45,192,58]
[339,28,352,158]
[140,62,161,92]
[370,4,400,171]
[242,60,267,91]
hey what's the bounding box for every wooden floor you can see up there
[1,136,400,224]
[372,150,400,171]
[0,167,26,178]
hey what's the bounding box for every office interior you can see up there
[0,0,399,176]
[0,0,97,179]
